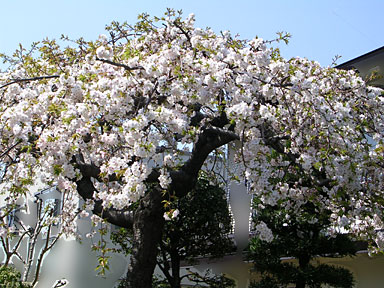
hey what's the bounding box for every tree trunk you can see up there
[296,279,306,288]
[123,187,164,288]
[170,247,181,288]
[296,255,310,288]
[22,237,35,282]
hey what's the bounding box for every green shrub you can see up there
[0,266,31,288]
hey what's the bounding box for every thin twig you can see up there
[96,57,144,71]
[145,80,159,109]
[0,75,60,90]
[173,21,192,47]
[0,139,22,158]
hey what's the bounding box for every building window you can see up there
[41,198,61,218]
[3,205,22,233]
[35,187,62,227]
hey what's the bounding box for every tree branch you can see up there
[170,126,239,197]
[96,57,144,71]
[72,122,239,227]
[173,20,192,48]
[0,75,59,90]
[260,122,333,189]
[260,123,298,163]
[76,176,134,229]
[73,154,134,228]
[0,139,22,158]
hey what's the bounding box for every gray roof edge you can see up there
[336,46,384,69]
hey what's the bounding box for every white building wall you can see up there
[33,222,127,288]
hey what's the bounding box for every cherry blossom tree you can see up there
[1,9,384,288]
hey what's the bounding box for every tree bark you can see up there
[123,187,165,288]
[170,247,181,288]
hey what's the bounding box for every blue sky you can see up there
[0,0,382,67]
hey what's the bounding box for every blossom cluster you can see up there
[0,11,383,248]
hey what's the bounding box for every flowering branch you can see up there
[173,20,192,47]
[0,75,59,89]
[170,126,239,197]
[0,139,22,158]
[95,57,144,71]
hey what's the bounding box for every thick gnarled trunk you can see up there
[123,187,165,288]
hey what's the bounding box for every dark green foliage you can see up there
[0,266,31,288]
[164,178,235,262]
[116,276,170,288]
[184,270,236,288]
[248,197,357,288]
[118,273,236,288]
[147,271,236,288]
[250,276,280,288]
[110,227,132,256]
[112,177,235,288]
[151,275,171,288]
